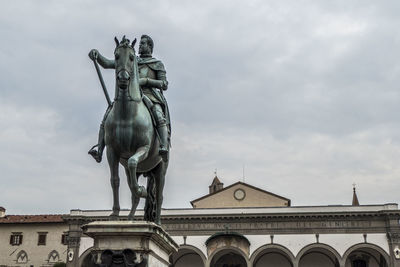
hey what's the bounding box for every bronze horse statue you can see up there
[103,36,168,224]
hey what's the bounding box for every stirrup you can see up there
[159,146,168,155]
[159,146,169,162]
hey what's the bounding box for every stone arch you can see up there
[78,247,95,267]
[207,246,250,267]
[250,244,295,267]
[48,250,60,262]
[172,244,207,267]
[297,243,341,267]
[16,250,28,263]
[342,243,390,267]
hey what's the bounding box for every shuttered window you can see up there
[38,232,47,245]
[10,233,23,245]
[61,233,68,245]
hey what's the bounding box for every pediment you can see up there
[191,182,290,208]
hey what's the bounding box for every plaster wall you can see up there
[79,236,94,257]
[0,223,68,266]
[171,235,209,258]
[263,234,316,256]
[320,233,389,256]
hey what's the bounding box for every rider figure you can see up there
[88,35,170,162]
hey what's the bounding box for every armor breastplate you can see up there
[138,64,160,104]
[139,64,156,80]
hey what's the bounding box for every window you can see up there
[10,233,23,246]
[61,233,68,245]
[37,232,47,245]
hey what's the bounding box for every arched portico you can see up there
[343,243,390,267]
[207,246,250,267]
[250,244,295,267]
[297,243,341,267]
[78,247,95,267]
[171,244,207,267]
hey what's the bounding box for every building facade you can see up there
[0,208,68,267]
[62,179,400,267]
[1,179,399,267]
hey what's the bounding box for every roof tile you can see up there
[0,214,65,224]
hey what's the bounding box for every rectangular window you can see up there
[61,233,68,245]
[37,232,47,246]
[10,233,23,246]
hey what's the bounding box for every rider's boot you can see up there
[157,123,169,157]
[152,104,169,159]
[88,124,105,163]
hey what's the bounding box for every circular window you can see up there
[234,189,246,200]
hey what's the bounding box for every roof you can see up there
[66,204,400,219]
[352,187,360,206]
[211,176,222,185]
[192,181,291,207]
[0,214,65,224]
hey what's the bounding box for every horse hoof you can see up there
[109,210,120,220]
[109,215,119,221]
[127,213,135,221]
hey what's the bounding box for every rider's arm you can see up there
[97,54,115,69]
[89,49,115,69]
[145,70,168,91]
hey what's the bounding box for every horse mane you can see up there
[115,35,136,50]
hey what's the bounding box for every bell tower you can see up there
[209,171,224,194]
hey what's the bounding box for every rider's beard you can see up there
[139,48,151,58]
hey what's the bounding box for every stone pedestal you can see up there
[82,221,179,267]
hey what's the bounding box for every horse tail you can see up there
[144,172,157,222]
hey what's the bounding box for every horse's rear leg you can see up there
[124,167,140,220]
[127,145,150,198]
[106,148,120,219]
[153,160,168,225]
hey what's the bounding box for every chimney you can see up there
[0,207,5,218]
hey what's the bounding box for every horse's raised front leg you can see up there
[127,145,150,199]
[124,167,140,220]
[153,160,168,225]
[106,147,120,220]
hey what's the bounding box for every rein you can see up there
[114,68,142,102]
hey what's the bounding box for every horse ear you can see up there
[131,38,137,48]
[122,35,126,42]
[114,37,119,47]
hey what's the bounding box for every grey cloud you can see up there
[0,0,399,214]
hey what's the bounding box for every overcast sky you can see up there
[1,0,399,215]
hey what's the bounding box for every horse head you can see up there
[114,36,140,101]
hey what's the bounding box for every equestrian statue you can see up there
[88,35,170,225]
